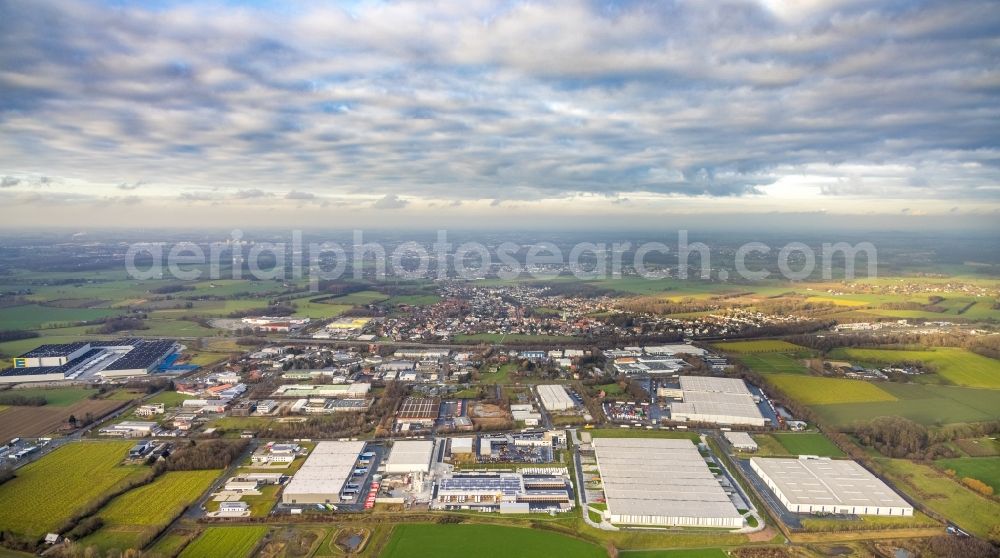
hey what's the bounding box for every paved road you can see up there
[733,456,801,529]
[186,439,261,519]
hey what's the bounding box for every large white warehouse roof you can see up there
[750,457,913,516]
[537,384,574,411]
[592,438,743,528]
[282,441,365,503]
[678,376,752,396]
[385,440,434,473]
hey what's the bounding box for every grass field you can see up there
[595,383,626,396]
[954,437,999,457]
[0,442,145,538]
[456,333,576,344]
[713,340,806,353]
[771,432,845,457]
[143,390,190,408]
[934,457,1000,493]
[0,387,96,406]
[81,470,222,551]
[290,299,352,319]
[381,524,606,558]
[744,434,790,457]
[874,457,1000,538]
[828,347,1000,389]
[0,304,122,330]
[811,384,1000,428]
[178,526,268,558]
[766,375,897,405]
[327,290,389,305]
[738,353,808,374]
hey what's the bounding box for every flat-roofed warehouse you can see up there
[0,339,178,383]
[666,376,767,427]
[385,440,434,474]
[592,438,743,528]
[282,441,366,504]
[723,431,758,452]
[750,457,913,516]
[537,384,574,411]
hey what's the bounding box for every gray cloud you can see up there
[117,181,145,191]
[0,0,997,211]
[372,194,408,209]
[0,177,19,188]
[234,188,270,199]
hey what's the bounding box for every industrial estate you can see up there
[1,265,996,558]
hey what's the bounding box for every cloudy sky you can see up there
[0,0,998,229]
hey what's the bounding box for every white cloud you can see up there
[0,0,996,227]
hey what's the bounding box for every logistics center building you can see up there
[664,376,767,427]
[750,456,913,516]
[0,339,178,383]
[384,440,434,474]
[592,438,744,528]
[537,384,574,411]
[281,441,367,505]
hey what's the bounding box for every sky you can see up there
[0,0,998,230]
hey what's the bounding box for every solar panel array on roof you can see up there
[22,342,91,357]
[103,340,176,370]
[438,474,524,496]
[2,339,177,380]
[0,348,104,378]
[397,397,439,419]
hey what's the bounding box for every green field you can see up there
[828,347,1000,389]
[874,457,1000,538]
[713,340,805,353]
[738,352,808,374]
[81,470,222,551]
[0,304,123,330]
[934,457,1000,493]
[327,290,389,305]
[812,383,1000,428]
[456,333,576,344]
[0,387,96,406]
[290,299,352,319]
[595,383,626,396]
[771,432,845,457]
[0,442,145,538]
[143,390,191,408]
[381,524,606,558]
[178,526,268,558]
[766,374,897,405]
